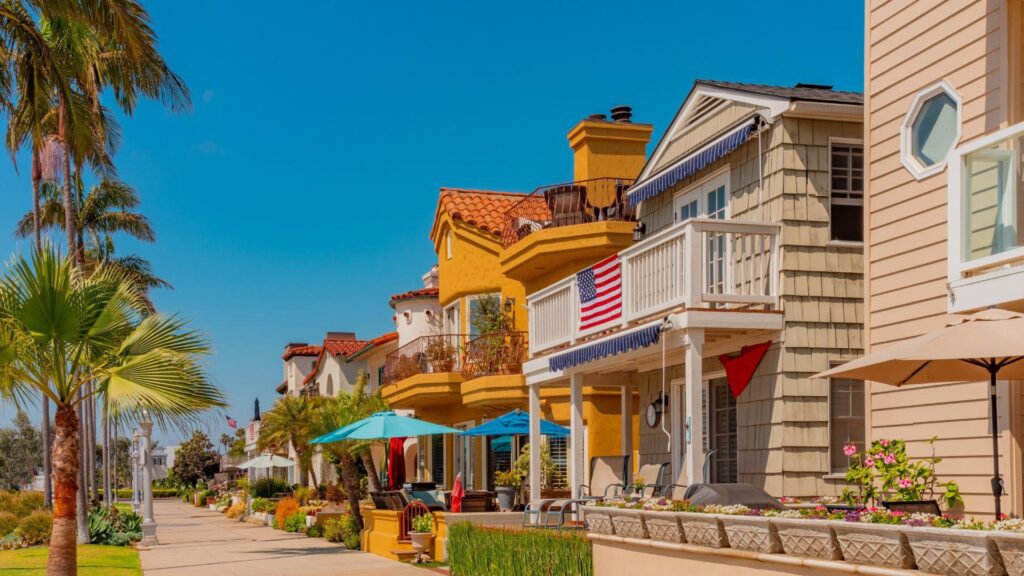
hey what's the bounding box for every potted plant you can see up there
[408,512,435,564]
[494,470,521,512]
[424,338,455,373]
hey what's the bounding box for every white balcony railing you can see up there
[527,218,780,355]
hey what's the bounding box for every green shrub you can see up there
[251,478,290,498]
[0,491,45,518]
[16,510,53,546]
[447,523,592,576]
[343,532,360,550]
[284,512,306,533]
[410,512,433,533]
[293,486,313,505]
[197,489,216,506]
[250,497,273,513]
[0,512,18,537]
[99,488,178,499]
[87,506,143,546]
[306,523,323,538]
[322,518,344,543]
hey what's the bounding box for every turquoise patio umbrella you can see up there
[311,411,462,443]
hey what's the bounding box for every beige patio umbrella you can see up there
[816,308,1024,517]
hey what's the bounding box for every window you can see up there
[467,293,500,337]
[830,377,865,473]
[901,81,962,179]
[376,365,385,390]
[444,302,460,333]
[430,435,445,485]
[446,231,453,260]
[547,436,569,489]
[830,140,864,242]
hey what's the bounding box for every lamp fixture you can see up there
[632,221,647,242]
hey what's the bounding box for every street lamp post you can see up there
[139,413,158,545]
[131,432,140,513]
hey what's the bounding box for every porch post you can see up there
[621,384,633,461]
[684,329,705,485]
[528,381,542,510]
[670,376,684,484]
[570,374,585,498]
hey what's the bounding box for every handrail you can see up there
[383,333,469,386]
[461,331,528,379]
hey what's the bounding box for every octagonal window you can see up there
[911,92,958,167]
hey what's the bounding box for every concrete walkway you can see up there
[139,500,426,576]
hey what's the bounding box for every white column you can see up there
[670,376,684,484]
[621,384,633,462]
[140,414,158,545]
[684,329,705,485]
[528,382,542,511]
[131,432,140,513]
[569,374,585,498]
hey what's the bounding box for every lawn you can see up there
[0,545,141,576]
[112,502,134,514]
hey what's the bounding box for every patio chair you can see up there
[369,490,409,511]
[545,184,589,227]
[577,455,630,501]
[628,462,669,498]
[521,497,585,530]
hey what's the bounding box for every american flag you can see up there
[225,414,237,429]
[577,254,622,330]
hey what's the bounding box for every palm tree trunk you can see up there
[102,403,110,507]
[58,103,78,265]
[46,404,80,576]
[337,454,364,532]
[361,453,381,493]
[76,398,89,544]
[32,149,53,509]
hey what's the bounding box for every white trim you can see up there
[466,292,501,337]
[453,419,476,489]
[900,80,963,180]
[443,300,460,334]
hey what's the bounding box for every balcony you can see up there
[499,178,637,286]
[947,122,1024,313]
[528,218,780,355]
[461,331,528,408]
[381,334,467,408]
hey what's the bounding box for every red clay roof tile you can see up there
[433,188,528,237]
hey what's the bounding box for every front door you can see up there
[453,422,475,489]
[709,378,737,483]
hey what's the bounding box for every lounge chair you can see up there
[629,462,669,498]
[577,455,630,501]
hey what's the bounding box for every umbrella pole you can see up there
[989,365,1003,519]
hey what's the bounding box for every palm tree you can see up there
[0,246,225,576]
[312,372,388,530]
[257,395,321,487]
[219,433,232,455]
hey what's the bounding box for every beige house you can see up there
[524,80,865,499]
[864,0,1024,517]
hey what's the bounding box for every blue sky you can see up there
[0,0,864,443]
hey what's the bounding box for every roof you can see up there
[348,331,400,360]
[390,287,439,307]
[695,80,863,105]
[275,380,287,394]
[282,344,321,361]
[303,335,374,385]
[431,188,527,238]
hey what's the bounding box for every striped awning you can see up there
[628,119,759,207]
[549,322,663,372]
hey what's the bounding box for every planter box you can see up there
[676,512,728,549]
[608,509,647,539]
[582,506,615,535]
[991,531,1024,576]
[264,513,275,527]
[641,511,685,544]
[905,527,1005,576]
[771,518,842,561]
[721,515,782,554]
[832,521,914,569]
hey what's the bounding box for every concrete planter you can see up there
[641,510,685,544]
[582,506,615,535]
[721,515,782,553]
[409,532,435,562]
[608,508,647,539]
[832,521,914,569]
[676,512,728,549]
[991,531,1024,576]
[904,527,1005,576]
[771,518,842,561]
[264,513,275,527]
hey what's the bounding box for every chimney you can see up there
[567,106,653,182]
[285,342,308,350]
[422,265,439,289]
[325,331,356,341]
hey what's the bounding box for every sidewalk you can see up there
[139,499,426,576]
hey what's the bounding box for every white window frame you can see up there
[466,292,501,337]
[673,168,731,224]
[443,300,461,334]
[446,230,453,260]
[946,120,1024,312]
[826,374,866,475]
[900,80,963,180]
[827,137,865,245]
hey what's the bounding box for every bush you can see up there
[250,497,273,513]
[325,483,343,503]
[306,524,323,538]
[225,502,245,519]
[410,512,433,534]
[274,497,299,530]
[0,512,18,537]
[196,489,216,506]
[0,491,45,518]
[16,510,52,546]
[100,488,178,499]
[284,512,306,533]
[87,506,143,546]
[322,518,344,543]
[343,532,360,550]
[235,477,250,496]
[251,478,290,499]
[293,486,313,505]
[447,523,592,576]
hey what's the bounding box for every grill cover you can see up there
[682,483,784,510]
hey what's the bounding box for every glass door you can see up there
[709,378,737,483]
[454,422,475,489]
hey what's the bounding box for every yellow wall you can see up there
[568,119,654,184]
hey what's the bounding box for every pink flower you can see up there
[864,457,875,468]
[899,478,912,488]
[883,454,896,465]
[843,444,857,457]
[880,439,890,447]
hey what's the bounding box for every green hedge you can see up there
[98,488,178,499]
[447,523,592,576]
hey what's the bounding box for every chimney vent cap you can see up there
[610,105,633,123]
[587,113,607,121]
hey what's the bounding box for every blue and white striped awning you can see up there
[628,119,759,207]
[549,322,663,372]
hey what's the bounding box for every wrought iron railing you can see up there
[383,334,467,386]
[500,177,637,248]
[398,500,432,541]
[461,331,527,379]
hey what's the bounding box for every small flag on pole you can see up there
[225,414,238,429]
[577,254,623,331]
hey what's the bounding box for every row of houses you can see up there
[274,0,1024,518]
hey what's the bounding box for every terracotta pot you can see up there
[904,526,1005,576]
[832,521,914,569]
[721,515,782,553]
[991,531,1024,576]
[771,518,842,561]
[676,512,728,549]
[641,510,685,544]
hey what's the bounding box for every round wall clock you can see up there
[645,402,660,428]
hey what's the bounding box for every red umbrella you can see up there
[387,437,406,490]
[451,472,465,513]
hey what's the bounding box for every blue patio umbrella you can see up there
[459,409,569,437]
[311,411,463,444]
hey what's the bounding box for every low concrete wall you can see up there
[362,507,523,562]
[591,535,924,576]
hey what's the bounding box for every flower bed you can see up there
[588,497,1021,575]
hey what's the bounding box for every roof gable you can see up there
[429,188,527,241]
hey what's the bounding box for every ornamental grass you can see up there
[447,523,592,576]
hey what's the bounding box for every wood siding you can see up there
[650,101,762,176]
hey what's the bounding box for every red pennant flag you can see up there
[719,341,772,398]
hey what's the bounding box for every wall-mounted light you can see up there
[503,297,515,314]
[633,221,647,242]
